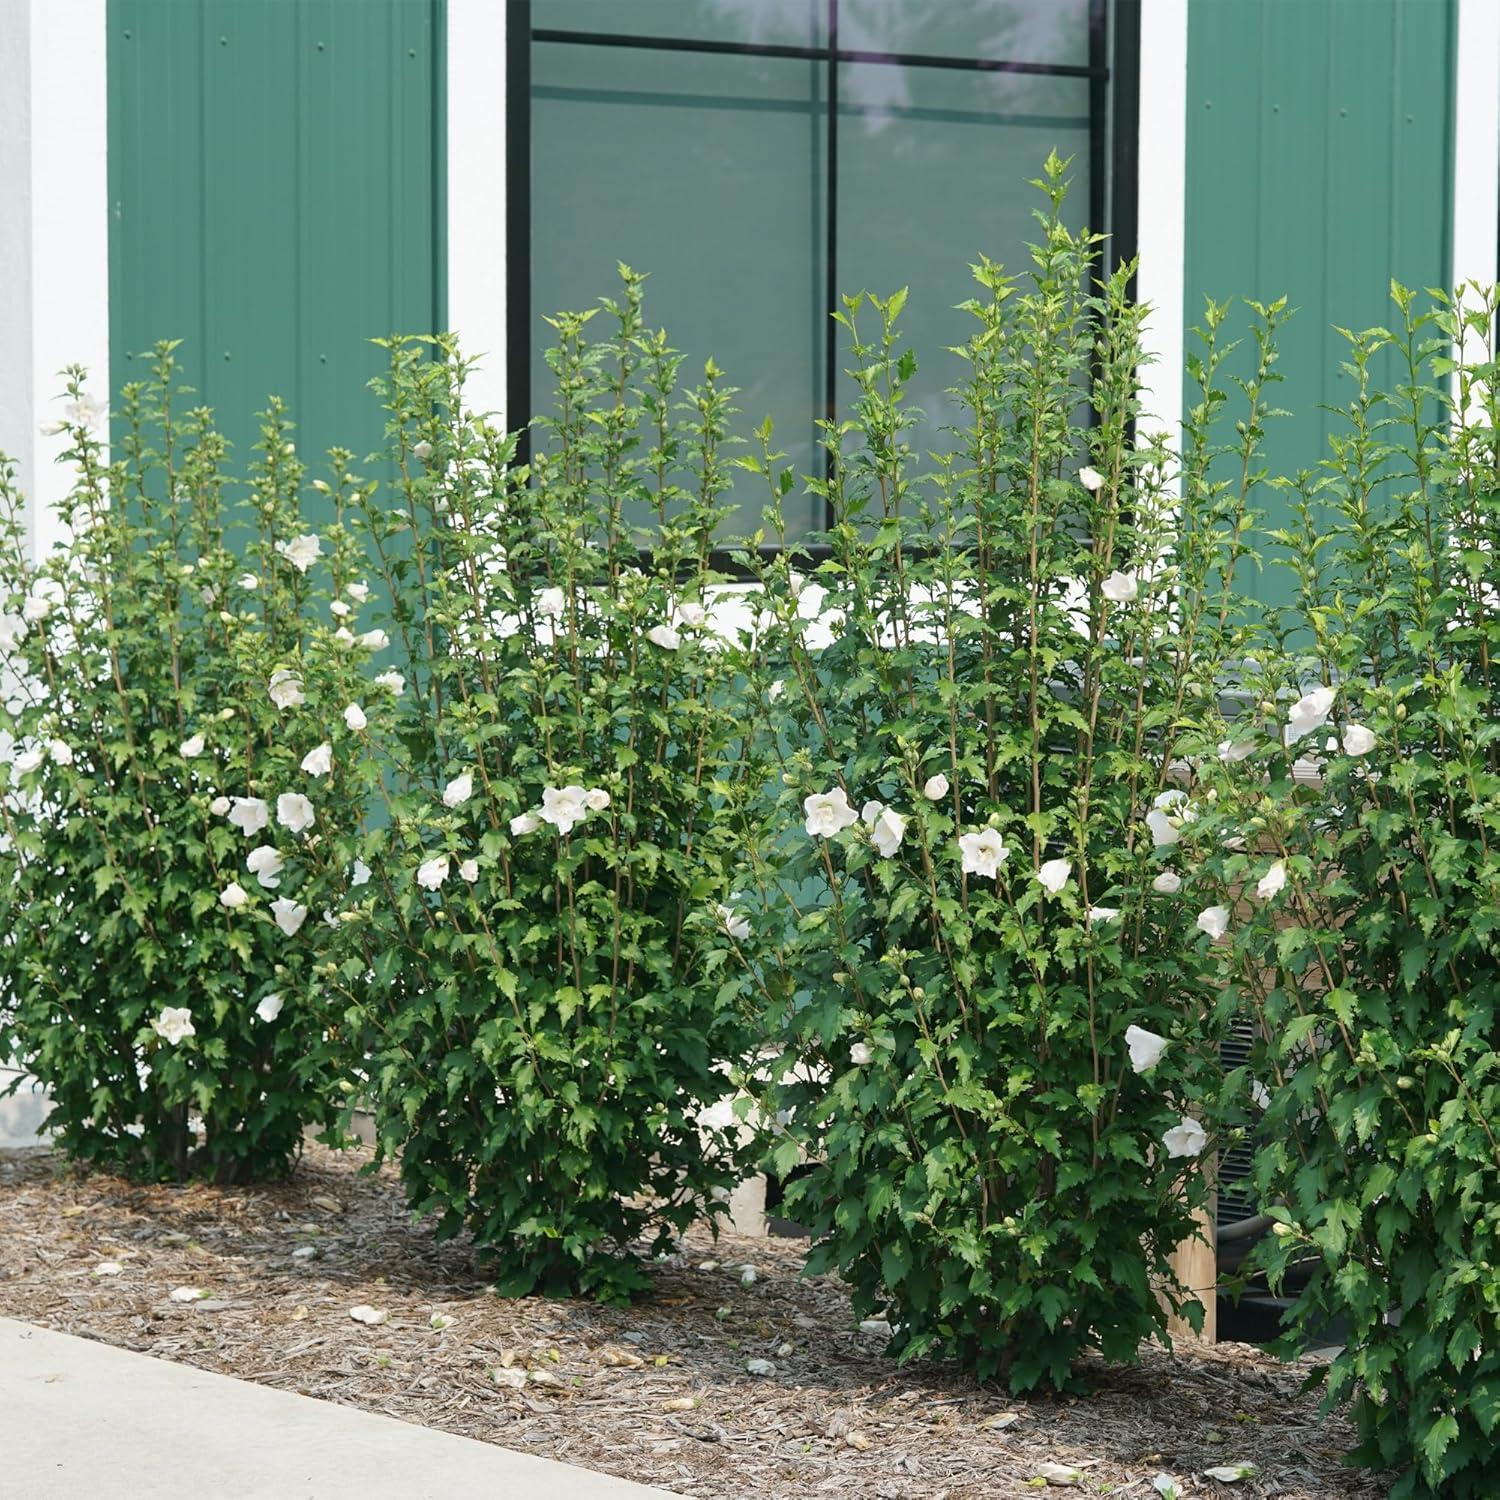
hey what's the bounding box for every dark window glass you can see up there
[524,0,1110,543]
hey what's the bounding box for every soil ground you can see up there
[0,1143,1390,1499]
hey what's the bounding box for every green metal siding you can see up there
[108,0,444,497]
[1184,0,1455,605]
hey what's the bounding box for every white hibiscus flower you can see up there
[416,855,450,891]
[1342,723,1376,756]
[275,533,322,573]
[803,788,858,839]
[219,882,249,910]
[509,810,542,836]
[958,827,1008,879]
[270,897,308,937]
[1124,1024,1169,1074]
[276,792,315,834]
[1256,860,1287,901]
[1285,685,1336,744]
[1196,905,1230,940]
[1151,869,1182,895]
[923,773,950,801]
[152,1007,196,1045]
[647,623,681,651]
[268,669,305,710]
[1101,570,1138,603]
[255,993,284,1023]
[179,733,205,758]
[443,772,473,808]
[374,669,405,696]
[715,903,751,942]
[343,703,367,732]
[1037,858,1071,895]
[540,785,590,835]
[300,743,333,778]
[245,846,284,889]
[228,797,269,834]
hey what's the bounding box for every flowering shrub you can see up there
[340,285,762,1299]
[1198,285,1500,1497]
[731,159,1244,1389]
[0,349,379,1182]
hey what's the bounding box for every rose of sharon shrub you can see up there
[1198,285,1500,1498]
[729,159,1250,1391]
[337,290,765,1300]
[0,350,380,1182]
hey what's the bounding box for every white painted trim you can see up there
[1133,0,1188,483]
[1451,0,1499,294]
[445,0,509,426]
[0,0,110,561]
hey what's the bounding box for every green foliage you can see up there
[729,157,1242,1389]
[340,283,764,1301]
[1196,282,1500,1497]
[0,348,375,1182]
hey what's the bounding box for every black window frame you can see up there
[505,0,1142,567]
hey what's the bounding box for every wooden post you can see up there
[1166,1186,1218,1342]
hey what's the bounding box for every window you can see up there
[510,0,1139,542]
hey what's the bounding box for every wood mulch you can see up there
[0,1143,1390,1498]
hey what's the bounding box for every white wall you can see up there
[0,0,110,561]
[445,0,509,426]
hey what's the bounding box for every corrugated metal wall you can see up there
[1184,0,1455,606]
[107,0,445,492]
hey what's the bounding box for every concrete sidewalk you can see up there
[0,1317,678,1499]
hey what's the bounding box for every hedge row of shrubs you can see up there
[2,164,1495,1496]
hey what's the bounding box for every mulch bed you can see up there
[0,1142,1389,1498]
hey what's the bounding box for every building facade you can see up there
[2,0,1495,596]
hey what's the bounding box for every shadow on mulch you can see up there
[0,1144,1391,1500]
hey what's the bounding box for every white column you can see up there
[0,0,110,561]
[1133,0,1189,481]
[445,0,509,426]
[1452,0,1499,415]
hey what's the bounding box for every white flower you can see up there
[1145,788,1195,848]
[245,846,284,889]
[850,1042,873,1066]
[358,629,389,651]
[1285,685,1336,744]
[170,1286,207,1303]
[1256,860,1287,901]
[413,440,433,462]
[1162,1116,1208,1159]
[647,623,680,651]
[803,788,858,839]
[0,613,27,652]
[1125,1024,1169,1073]
[584,787,611,811]
[1151,1475,1180,1500]
[458,857,479,882]
[209,796,231,816]
[1152,870,1182,895]
[416,855,450,891]
[276,792,315,834]
[219,881,249,910]
[349,1305,389,1326]
[333,627,355,650]
[715,903,751,942]
[301,742,333,778]
[1202,1464,1258,1483]
[329,600,351,618]
[541,784,590,835]
[374,669,405,696]
[271,897,308,937]
[443,772,473,808]
[958,827,1009,879]
[536,586,566,619]
[152,1007,196,1045]
[236,573,259,591]
[1342,722,1376,756]
[61,394,107,430]
[1088,905,1121,924]
[767,680,786,701]
[275,533,322,573]
[179,733,205,758]
[1078,465,1104,492]
[351,858,371,887]
[343,703,367,732]
[346,582,371,603]
[1101,570,1138,603]
[863,802,906,858]
[1196,904,1230,940]
[14,745,45,775]
[678,601,707,627]
[48,739,74,766]
[255,993,284,1023]
[510,810,542,836]
[228,797,269,835]
[923,773,950,801]
[268,669,305,710]
[22,592,53,623]
[1218,737,1256,763]
[1037,858,1071,895]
